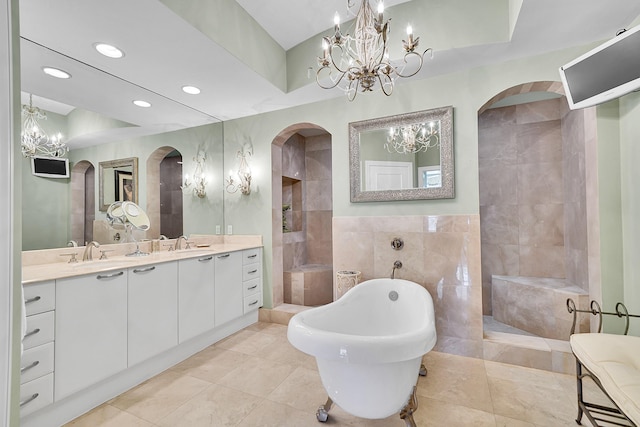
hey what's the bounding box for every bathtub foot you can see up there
[316,396,333,423]
[419,364,427,377]
[399,386,419,427]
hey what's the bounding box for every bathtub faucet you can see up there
[391,260,403,279]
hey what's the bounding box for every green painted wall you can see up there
[21,110,70,250]
[619,91,640,334]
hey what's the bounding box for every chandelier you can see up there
[384,121,440,154]
[21,94,68,158]
[315,0,432,101]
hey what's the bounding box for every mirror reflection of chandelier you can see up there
[384,122,440,154]
[315,0,432,101]
[21,94,68,158]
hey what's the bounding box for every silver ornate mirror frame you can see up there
[349,106,454,202]
[99,157,139,211]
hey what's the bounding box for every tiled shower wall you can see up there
[160,155,183,239]
[333,215,484,358]
[478,98,589,315]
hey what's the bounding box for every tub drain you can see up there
[389,290,399,301]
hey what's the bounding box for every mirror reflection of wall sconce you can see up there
[181,150,207,198]
[226,149,252,195]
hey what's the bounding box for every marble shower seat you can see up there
[491,275,589,340]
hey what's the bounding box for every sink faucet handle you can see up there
[99,249,114,260]
[60,253,79,263]
[163,243,174,251]
[185,240,192,249]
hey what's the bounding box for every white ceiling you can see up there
[18,0,640,149]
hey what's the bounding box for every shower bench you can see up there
[567,299,640,426]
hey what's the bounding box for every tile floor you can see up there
[65,322,605,427]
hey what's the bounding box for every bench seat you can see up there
[570,333,640,425]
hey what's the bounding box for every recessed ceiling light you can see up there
[182,85,201,95]
[94,43,124,59]
[133,100,151,108]
[42,67,71,79]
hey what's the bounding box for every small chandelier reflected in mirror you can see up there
[21,94,68,158]
[314,0,432,101]
[384,121,440,154]
[226,149,252,196]
[181,150,207,198]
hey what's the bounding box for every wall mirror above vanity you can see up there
[99,158,139,211]
[349,106,455,202]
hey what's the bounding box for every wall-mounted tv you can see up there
[31,156,70,178]
[560,25,640,110]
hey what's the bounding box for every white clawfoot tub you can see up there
[287,278,437,425]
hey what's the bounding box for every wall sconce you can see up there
[181,150,207,198]
[226,149,252,195]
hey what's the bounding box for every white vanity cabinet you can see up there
[178,254,215,343]
[54,270,128,401]
[20,280,55,417]
[214,252,243,326]
[128,262,178,366]
[242,248,263,313]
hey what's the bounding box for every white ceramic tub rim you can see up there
[287,278,437,364]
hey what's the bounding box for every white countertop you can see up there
[22,240,262,284]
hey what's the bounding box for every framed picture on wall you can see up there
[115,170,134,202]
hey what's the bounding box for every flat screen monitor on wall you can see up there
[560,24,640,110]
[31,156,70,178]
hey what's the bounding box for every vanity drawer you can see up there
[243,278,261,298]
[23,281,55,316]
[20,373,54,417]
[243,293,262,313]
[242,263,261,281]
[23,311,55,350]
[242,248,260,265]
[20,342,54,385]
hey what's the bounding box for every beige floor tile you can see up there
[416,397,497,426]
[64,404,154,427]
[267,366,328,414]
[485,360,564,390]
[157,384,262,427]
[215,329,279,355]
[169,347,250,384]
[487,376,576,425]
[417,355,493,413]
[236,399,316,427]
[109,370,211,423]
[217,355,298,398]
[494,414,535,426]
[259,335,317,367]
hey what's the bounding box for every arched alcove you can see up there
[478,80,600,339]
[70,160,95,245]
[270,123,333,308]
[147,146,183,239]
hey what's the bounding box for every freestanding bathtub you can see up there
[287,278,437,425]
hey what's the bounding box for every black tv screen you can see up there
[31,156,70,178]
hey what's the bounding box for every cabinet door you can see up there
[55,270,127,400]
[128,262,178,366]
[178,255,215,343]
[214,252,243,326]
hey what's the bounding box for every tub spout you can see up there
[391,261,403,279]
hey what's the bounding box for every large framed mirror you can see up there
[349,106,454,202]
[99,157,139,211]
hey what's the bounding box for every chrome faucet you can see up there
[83,241,100,261]
[391,260,402,279]
[174,235,190,250]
